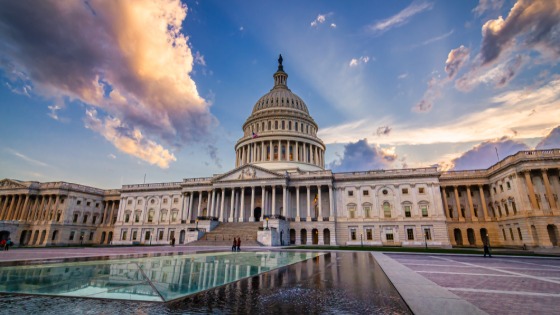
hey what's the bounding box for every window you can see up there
[82,215,88,224]
[95,203,99,208]
[493,187,497,194]
[125,213,130,223]
[363,205,371,218]
[172,211,178,222]
[160,212,167,221]
[138,200,143,205]
[57,212,62,222]
[69,231,75,241]
[282,121,285,129]
[275,121,278,129]
[366,228,373,240]
[500,185,504,192]
[86,201,91,206]
[407,228,414,240]
[163,198,168,204]
[402,188,409,194]
[421,205,428,217]
[348,191,354,197]
[512,201,517,214]
[148,210,154,223]
[60,199,65,204]
[383,202,391,218]
[151,199,155,204]
[122,230,128,241]
[386,233,394,241]
[502,228,507,240]
[348,205,356,219]
[89,232,94,241]
[517,227,523,240]
[424,228,432,240]
[173,198,179,204]
[509,228,514,240]
[145,231,151,241]
[419,187,425,194]
[363,190,369,196]
[92,215,97,224]
[295,123,298,131]
[158,230,164,240]
[132,230,138,241]
[350,228,357,240]
[128,199,132,205]
[268,121,271,130]
[135,213,140,223]
[404,205,411,218]
[77,200,82,205]
[73,214,79,223]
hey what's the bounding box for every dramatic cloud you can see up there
[536,126,560,149]
[449,137,529,170]
[472,0,505,16]
[206,144,222,169]
[0,0,215,168]
[349,56,371,67]
[328,139,397,172]
[456,54,525,91]
[413,77,441,112]
[369,1,433,34]
[376,126,392,136]
[445,46,470,79]
[85,108,176,169]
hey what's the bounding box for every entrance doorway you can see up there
[480,228,488,245]
[179,230,186,244]
[254,207,262,222]
[547,224,559,246]
[0,231,9,242]
[290,229,296,245]
[301,229,307,245]
[323,229,330,245]
[312,228,319,245]
[454,229,463,246]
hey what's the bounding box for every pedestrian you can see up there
[171,237,175,247]
[236,237,241,252]
[483,241,492,258]
[5,238,12,251]
[0,239,5,251]
[232,238,237,252]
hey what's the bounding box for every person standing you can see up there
[171,237,175,247]
[232,238,237,252]
[236,237,241,252]
[5,238,12,251]
[0,239,5,251]
[483,241,492,258]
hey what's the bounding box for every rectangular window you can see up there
[402,188,409,194]
[95,203,99,208]
[138,200,143,205]
[348,205,356,219]
[363,206,371,218]
[363,190,369,196]
[125,213,130,223]
[122,230,127,240]
[158,229,164,240]
[82,215,88,224]
[421,206,428,217]
[135,213,140,223]
[493,187,497,194]
[517,227,523,240]
[132,230,138,241]
[419,187,425,194]
[128,200,132,205]
[172,211,178,222]
[89,232,94,241]
[73,214,78,223]
[163,198,168,204]
[348,191,354,197]
[500,185,504,192]
[173,198,179,204]
[407,228,414,240]
[366,228,373,240]
[69,231,75,241]
[424,228,432,240]
[404,205,411,218]
[77,200,82,205]
[507,182,511,189]
[350,229,356,241]
[386,233,394,241]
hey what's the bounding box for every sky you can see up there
[0,0,559,189]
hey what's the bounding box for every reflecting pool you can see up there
[0,251,322,302]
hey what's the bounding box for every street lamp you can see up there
[195,219,199,231]
[265,217,269,230]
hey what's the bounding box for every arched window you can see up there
[347,204,356,219]
[383,202,391,218]
[268,121,271,130]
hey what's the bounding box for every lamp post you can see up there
[266,217,269,230]
[195,219,199,231]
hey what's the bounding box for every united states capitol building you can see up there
[1,57,559,249]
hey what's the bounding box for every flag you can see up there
[252,132,258,139]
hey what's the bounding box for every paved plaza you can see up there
[1,247,559,314]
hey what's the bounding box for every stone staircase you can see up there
[188,222,264,247]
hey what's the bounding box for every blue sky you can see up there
[1,0,559,188]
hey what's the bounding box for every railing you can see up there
[122,182,182,189]
[183,177,212,183]
[334,167,438,179]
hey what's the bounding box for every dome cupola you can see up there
[235,55,326,172]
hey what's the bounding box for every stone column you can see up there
[24,197,38,222]
[220,188,226,221]
[271,185,276,215]
[197,191,202,217]
[317,185,323,221]
[102,201,109,225]
[441,187,449,218]
[466,186,477,221]
[109,201,117,225]
[6,195,20,220]
[453,186,464,221]
[250,187,255,222]
[239,187,245,222]
[282,185,287,217]
[306,186,311,220]
[328,185,334,220]
[0,195,9,219]
[479,185,489,221]
[229,188,236,222]
[541,169,557,210]
[34,196,45,221]
[51,195,60,222]
[17,195,30,221]
[295,141,299,162]
[210,189,216,217]
[296,186,301,221]
[188,192,194,222]
[524,171,539,210]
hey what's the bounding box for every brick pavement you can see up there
[388,254,560,315]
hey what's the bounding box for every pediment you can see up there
[0,179,29,190]
[214,165,285,182]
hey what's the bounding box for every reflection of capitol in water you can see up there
[0,251,321,301]
[0,56,559,250]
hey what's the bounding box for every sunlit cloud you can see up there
[310,13,333,28]
[6,148,50,167]
[449,136,529,170]
[0,0,216,168]
[421,29,454,46]
[472,0,505,17]
[536,125,560,149]
[328,139,398,172]
[369,1,433,34]
[349,56,371,67]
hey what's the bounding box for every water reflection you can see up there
[0,252,410,314]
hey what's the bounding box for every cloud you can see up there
[107,153,117,159]
[445,45,470,79]
[321,79,560,146]
[535,125,560,149]
[328,139,397,172]
[397,73,409,79]
[194,51,206,66]
[6,148,50,167]
[310,13,332,27]
[376,126,392,136]
[472,0,505,16]
[369,1,433,34]
[456,54,526,91]
[449,137,529,170]
[479,0,560,66]
[330,23,337,29]
[413,77,442,112]
[206,144,222,169]
[239,26,244,31]
[349,56,371,67]
[421,29,454,46]
[85,108,176,168]
[0,0,215,168]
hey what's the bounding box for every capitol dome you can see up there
[235,55,325,172]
